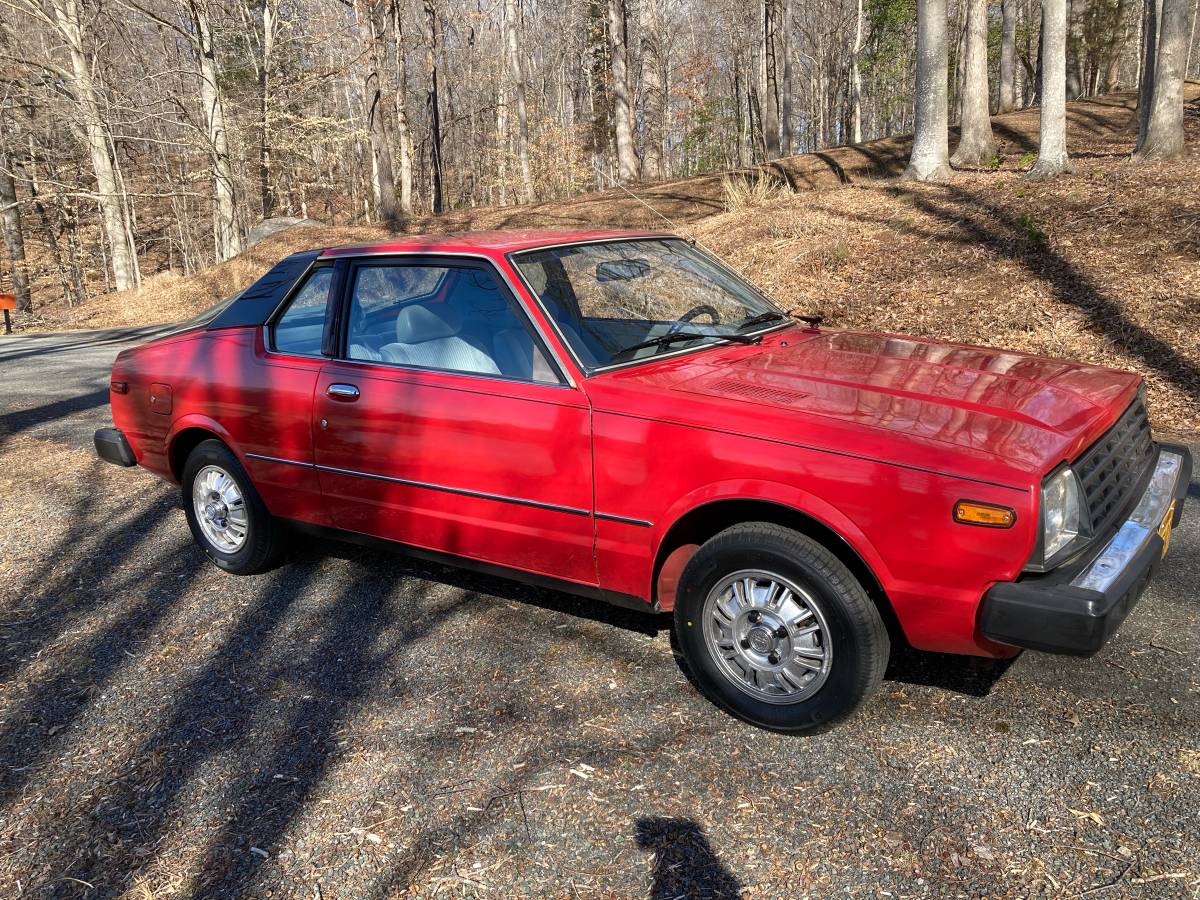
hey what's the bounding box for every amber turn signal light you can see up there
[953,500,1016,528]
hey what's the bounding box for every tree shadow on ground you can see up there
[636,817,742,899]
[0,390,110,442]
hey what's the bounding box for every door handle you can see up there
[326,383,360,401]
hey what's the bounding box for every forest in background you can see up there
[0,0,1197,317]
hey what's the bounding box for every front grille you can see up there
[1074,393,1156,538]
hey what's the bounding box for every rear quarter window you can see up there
[272,268,334,356]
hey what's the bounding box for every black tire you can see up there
[182,439,282,575]
[674,522,889,734]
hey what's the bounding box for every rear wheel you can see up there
[674,522,889,733]
[182,439,281,575]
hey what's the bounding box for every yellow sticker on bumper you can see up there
[1159,500,1177,559]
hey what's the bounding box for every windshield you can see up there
[512,238,785,369]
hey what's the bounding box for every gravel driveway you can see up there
[1,329,1198,898]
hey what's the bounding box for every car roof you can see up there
[316,228,674,259]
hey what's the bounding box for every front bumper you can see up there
[979,443,1191,655]
[94,427,137,467]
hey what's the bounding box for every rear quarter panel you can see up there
[111,327,329,525]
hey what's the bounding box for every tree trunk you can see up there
[607,0,638,181]
[423,0,444,213]
[0,136,31,312]
[639,0,666,178]
[760,0,782,158]
[389,0,414,214]
[781,0,795,152]
[1029,0,1074,177]
[952,0,997,166]
[1103,0,1130,91]
[904,0,952,180]
[188,0,242,261]
[259,0,278,218]
[365,0,399,223]
[850,0,865,143]
[1135,0,1189,157]
[503,0,534,200]
[1000,0,1019,110]
[1136,0,1162,147]
[496,75,509,204]
[1066,0,1084,98]
[49,0,138,291]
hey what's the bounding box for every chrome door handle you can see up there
[326,383,360,401]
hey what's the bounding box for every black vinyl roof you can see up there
[206,249,323,330]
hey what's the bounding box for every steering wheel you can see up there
[677,304,722,327]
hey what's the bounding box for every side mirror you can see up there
[596,258,650,283]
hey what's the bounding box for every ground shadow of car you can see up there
[307,534,1016,701]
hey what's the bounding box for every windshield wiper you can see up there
[738,309,823,330]
[614,330,760,358]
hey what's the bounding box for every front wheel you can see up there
[182,439,282,575]
[674,523,889,734]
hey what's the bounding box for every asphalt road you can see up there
[0,325,169,447]
[1,327,1198,898]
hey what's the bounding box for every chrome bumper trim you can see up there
[1071,449,1182,593]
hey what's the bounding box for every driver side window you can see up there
[343,262,558,383]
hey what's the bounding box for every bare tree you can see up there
[781,0,795,153]
[639,0,666,178]
[185,0,243,259]
[1028,0,1074,177]
[423,0,444,212]
[503,0,534,200]
[999,0,1019,111]
[607,0,638,180]
[1137,0,1161,141]
[951,0,996,166]
[0,124,32,311]
[1135,0,1189,157]
[364,0,400,222]
[44,0,140,290]
[849,0,865,144]
[760,0,782,158]
[257,0,279,218]
[904,0,951,180]
[389,0,414,213]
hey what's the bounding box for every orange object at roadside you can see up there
[0,293,15,310]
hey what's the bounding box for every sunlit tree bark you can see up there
[951,0,997,166]
[1028,0,1074,177]
[904,0,952,180]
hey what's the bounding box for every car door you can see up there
[226,259,339,526]
[312,256,597,587]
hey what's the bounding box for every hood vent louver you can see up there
[705,378,810,406]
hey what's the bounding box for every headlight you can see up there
[1041,467,1083,560]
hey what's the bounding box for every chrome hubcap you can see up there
[702,570,833,704]
[192,465,248,553]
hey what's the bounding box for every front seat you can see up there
[493,329,556,382]
[379,304,500,375]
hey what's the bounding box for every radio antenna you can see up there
[590,161,681,232]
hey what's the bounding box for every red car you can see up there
[95,229,1190,732]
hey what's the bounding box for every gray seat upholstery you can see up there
[379,304,500,375]
[348,342,382,361]
[493,329,556,382]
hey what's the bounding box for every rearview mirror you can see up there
[596,258,650,283]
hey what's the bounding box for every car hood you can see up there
[599,328,1141,484]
